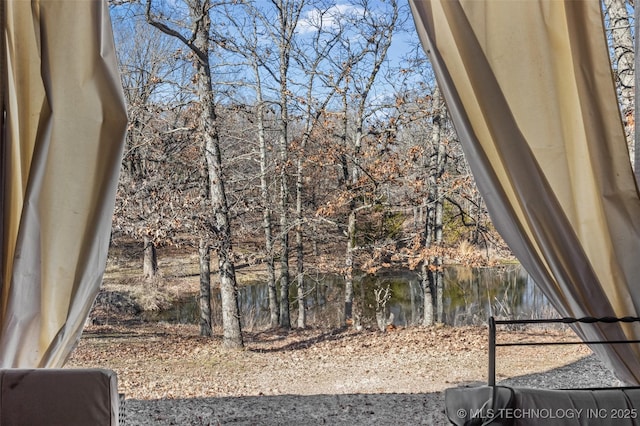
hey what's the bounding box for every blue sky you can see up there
[110,0,434,109]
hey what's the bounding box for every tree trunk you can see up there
[266,256,278,328]
[344,209,356,325]
[433,120,446,323]
[434,257,444,323]
[257,93,278,329]
[202,91,243,347]
[421,262,434,326]
[634,0,640,184]
[312,221,319,256]
[295,137,307,328]
[193,2,242,348]
[296,247,305,328]
[604,0,635,157]
[279,230,291,329]
[198,239,212,337]
[410,279,417,326]
[279,140,290,328]
[146,0,243,349]
[217,248,243,348]
[342,79,363,326]
[295,211,305,328]
[423,88,446,325]
[277,77,291,330]
[143,236,158,281]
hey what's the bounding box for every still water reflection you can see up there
[151,264,558,329]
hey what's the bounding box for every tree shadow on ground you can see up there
[245,327,354,353]
[496,353,618,389]
[81,320,218,341]
[123,392,448,426]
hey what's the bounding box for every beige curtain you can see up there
[409,0,640,384]
[0,1,126,367]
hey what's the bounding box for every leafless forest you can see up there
[107,0,635,346]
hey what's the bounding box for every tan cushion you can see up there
[0,369,119,426]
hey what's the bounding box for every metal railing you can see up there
[488,316,640,386]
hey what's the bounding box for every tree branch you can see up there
[145,0,208,65]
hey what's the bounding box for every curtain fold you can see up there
[0,0,126,367]
[409,0,640,384]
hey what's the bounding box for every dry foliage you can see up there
[67,320,591,401]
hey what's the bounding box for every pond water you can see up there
[149,264,559,329]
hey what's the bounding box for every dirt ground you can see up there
[81,246,606,424]
[66,320,597,425]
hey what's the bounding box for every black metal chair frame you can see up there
[488,316,640,387]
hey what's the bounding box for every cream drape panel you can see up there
[0,1,126,367]
[409,0,640,384]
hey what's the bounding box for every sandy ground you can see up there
[66,321,615,425]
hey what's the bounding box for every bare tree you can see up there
[146,0,243,348]
[209,0,352,329]
[331,0,399,326]
[270,0,306,329]
[420,88,446,325]
[210,3,281,328]
[289,3,349,328]
[112,12,191,282]
[603,0,635,161]
[108,0,521,335]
